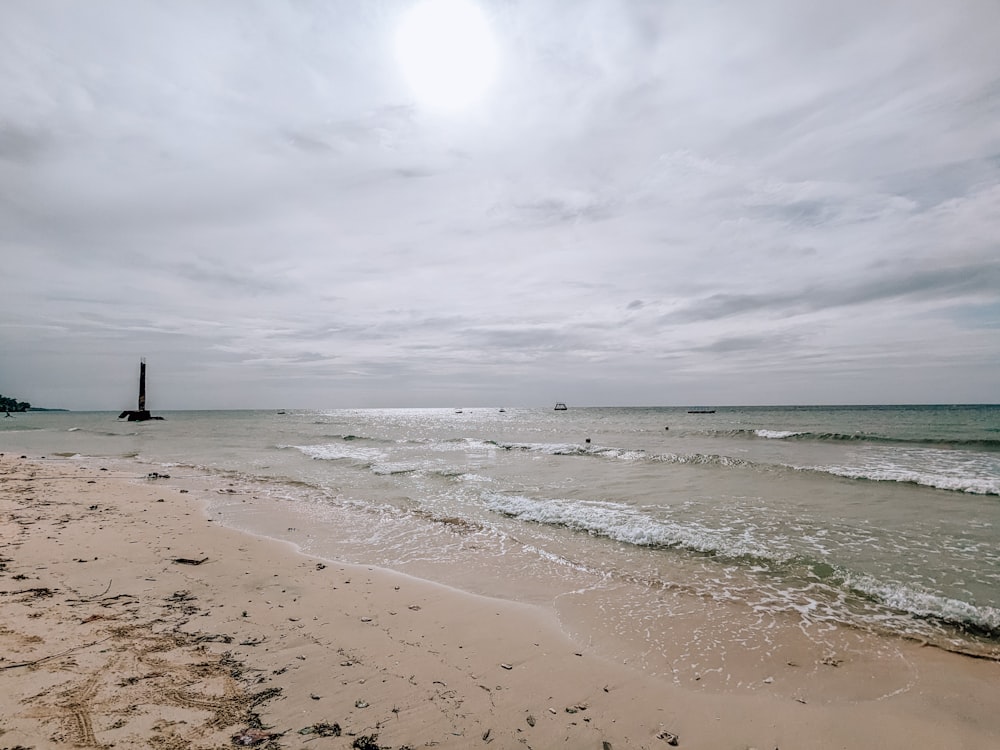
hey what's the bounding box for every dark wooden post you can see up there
[138,358,147,412]
[118,358,163,421]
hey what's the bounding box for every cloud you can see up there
[1,0,998,408]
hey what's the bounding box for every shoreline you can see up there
[2,453,999,748]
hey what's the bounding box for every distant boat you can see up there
[554,402,568,411]
[276,410,286,415]
[499,408,506,413]
[687,409,716,414]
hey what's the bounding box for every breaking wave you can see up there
[482,492,1000,644]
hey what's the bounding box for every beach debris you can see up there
[482,728,492,740]
[500,663,513,670]
[230,728,280,746]
[172,556,209,566]
[526,714,536,727]
[81,613,113,624]
[355,699,369,708]
[147,472,170,479]
[0,634,114,671]
[8,586,56,599]
[310,693,321,700]
[193,632,233,644]
[821,655,843,667]
[603,742,613,750]
[656,729,680,745]
[548,708,557,714]
[408,604,422,611]
[360,616,373,622]
[316,562,326,570]
[298,722,341,737]
[763,676,774,684]
[351,733,380,750]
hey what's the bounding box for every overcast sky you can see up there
[2,0,998,410]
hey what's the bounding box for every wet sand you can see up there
[2,454,999,748]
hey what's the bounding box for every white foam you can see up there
[817,464,1000,495]
[755,429,802,439]
[483,492,788,562]
[845,572,1000,632]
[288,443,386,464]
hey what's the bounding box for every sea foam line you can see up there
[482,492,788,562]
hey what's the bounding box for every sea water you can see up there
[4,404,999,676]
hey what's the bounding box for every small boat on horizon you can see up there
[687,409,716,414]
[554,402,568,411]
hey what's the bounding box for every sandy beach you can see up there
[2,453,999,749]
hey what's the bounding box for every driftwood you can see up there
[0,636,114,671]
[171,557,209,566]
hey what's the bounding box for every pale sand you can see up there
[2,454,999,749]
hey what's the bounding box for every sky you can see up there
[1,0,998,410]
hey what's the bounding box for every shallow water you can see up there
[5,404,999,671]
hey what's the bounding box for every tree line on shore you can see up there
[1,394,31,412]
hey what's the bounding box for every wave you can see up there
[58,426,137,437]
[316,433,398,444]
[486,440,593,456]
[754,429,804,439]
[484,492,786,561]
[482,491,1000,643]
[844,573,1000,641]
[284,442,444,478]
[719,428,1000,452]
[489,438,999,495]
[810,464,999,495]
[282,443,385,466]
[284,436,998,496]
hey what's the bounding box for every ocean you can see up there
[4,404,999,680]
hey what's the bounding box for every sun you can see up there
[394,0,499,113]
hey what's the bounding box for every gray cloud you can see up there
[1,0,998,408]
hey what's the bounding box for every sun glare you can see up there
[394,0,498,113]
